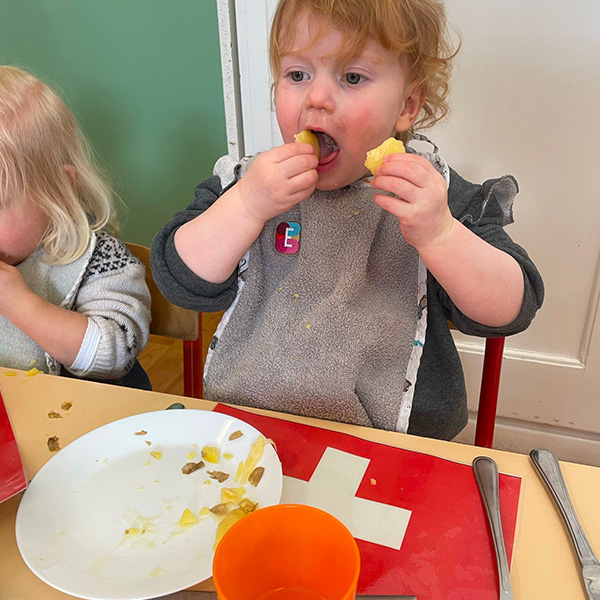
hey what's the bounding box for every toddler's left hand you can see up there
[0,261,32,320]
[371,153,455,250]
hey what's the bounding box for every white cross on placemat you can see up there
[281,447,411,550]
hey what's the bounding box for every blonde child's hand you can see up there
[371,153,456,250]
[0,260,33,320]
[237,143,318,223]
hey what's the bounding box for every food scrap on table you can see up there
[47,436,60,452]
[60,401,72,411]
[134,430,147,436]
[228,430,244,441]
[48,410,62,419]
[150,451,162,460]
[4,370,17,377]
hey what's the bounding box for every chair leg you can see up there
[183,313,204,399]
[474,337,505,448]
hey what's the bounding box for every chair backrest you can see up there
[126,242,199,342]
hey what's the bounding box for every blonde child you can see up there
[0,66,151,387]
[151,0,543,439]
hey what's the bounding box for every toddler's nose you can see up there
[304,79,335,113]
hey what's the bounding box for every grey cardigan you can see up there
[151,168,544,440]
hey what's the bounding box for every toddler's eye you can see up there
[289,71,307,82]
[345,73,364,85]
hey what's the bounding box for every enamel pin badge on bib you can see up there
[275,221,301,254]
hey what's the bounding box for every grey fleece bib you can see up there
[204,180,427,431]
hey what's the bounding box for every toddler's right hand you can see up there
[237,143,318,223]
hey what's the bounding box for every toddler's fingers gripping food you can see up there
[364,137,405,176]
[294,129,320,159]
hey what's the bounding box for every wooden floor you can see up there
[138,312,223,396]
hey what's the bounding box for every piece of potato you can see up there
[294,130,320,159]
[364,137,405,176]
[201,446,219,463]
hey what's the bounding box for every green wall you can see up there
[0,0,227,245]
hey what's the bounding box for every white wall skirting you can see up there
[455,415,600,468]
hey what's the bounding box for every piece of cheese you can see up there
[364,138,405,176]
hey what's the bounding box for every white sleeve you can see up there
[69,318,101,372]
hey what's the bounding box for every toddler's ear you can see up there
[63,165,77,191]
[395,82,426,133]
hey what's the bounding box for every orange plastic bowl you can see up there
[213,504,360,600]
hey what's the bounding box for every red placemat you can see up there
[215,404,521,600]
[0,386,27,503]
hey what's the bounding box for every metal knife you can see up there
[530,448,600,600]
[472,456,515,600]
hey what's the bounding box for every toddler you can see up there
[0,66,151,387]
[151,0,544,439]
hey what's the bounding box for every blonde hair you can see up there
[269,0,459,140]
[0,66,119,264]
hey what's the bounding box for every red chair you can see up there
[474,337,506,448]
[126,243,205,399]
[449,321,505,448]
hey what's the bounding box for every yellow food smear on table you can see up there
[199,506,210,518]
[364,137,405,176]
[294,129,320,159]
[4,371,17,377]
[223,452,234,461]
[150,451,162,460]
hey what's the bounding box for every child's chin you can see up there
[315,167,364,191]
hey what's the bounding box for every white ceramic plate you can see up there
[16,409,283,600]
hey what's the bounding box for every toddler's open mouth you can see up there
[312,130,339,165]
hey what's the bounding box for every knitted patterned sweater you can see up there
[0,231,151,379]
